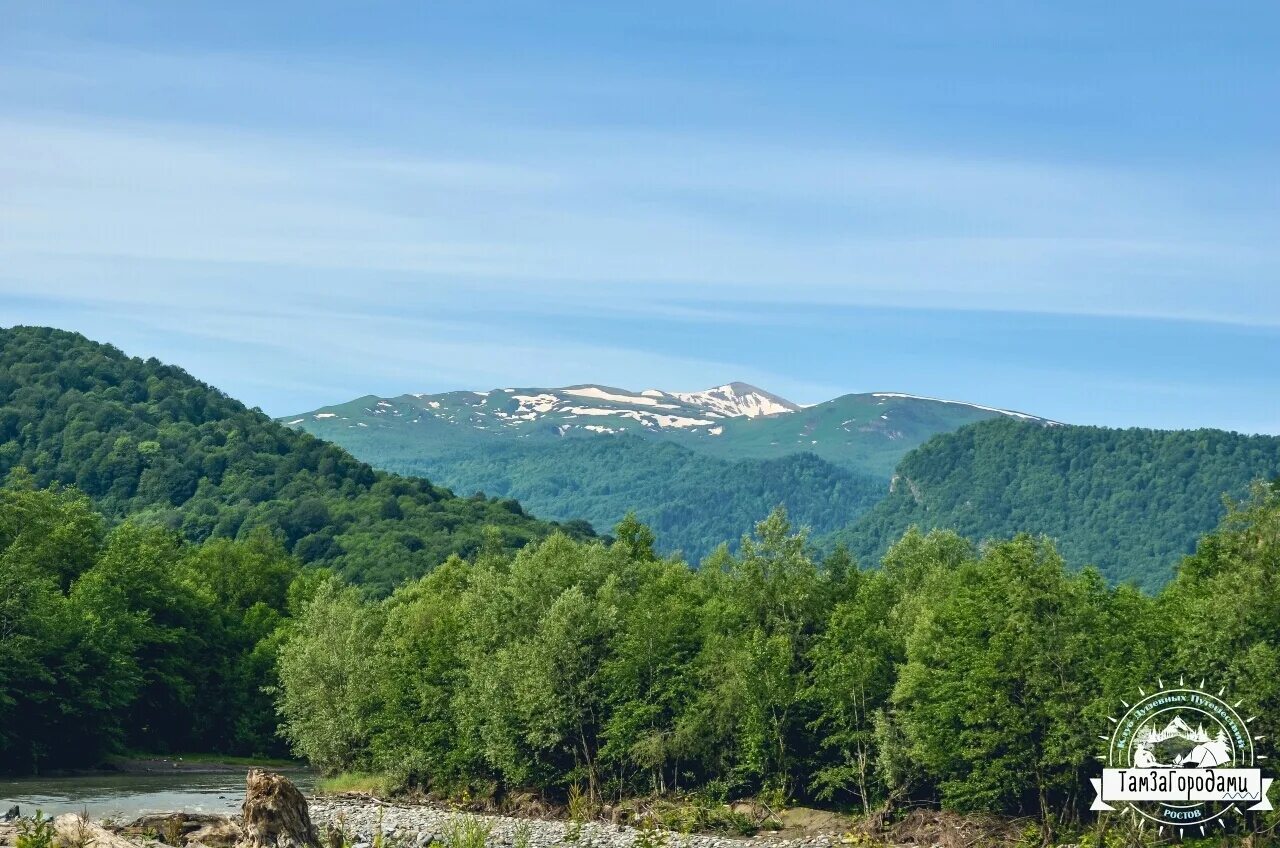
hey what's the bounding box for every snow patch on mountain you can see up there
[870,393,1061,425]
[512,393,560,414]
[565,386,678,408]
[672,382,801,419]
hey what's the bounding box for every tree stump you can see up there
[237,770,320,848]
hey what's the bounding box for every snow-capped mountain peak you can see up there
[672,382,802,419]
[289,382,801,441]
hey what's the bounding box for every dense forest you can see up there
[381,436,885,562]
[0,327,593,593]
[4,325,1280,842]
[9,468,1273,839]
[838,418,1280,590]
[275,488,1280,837]
[285,387,1030,561]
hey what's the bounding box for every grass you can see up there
[440,814,491,848]
[316,772,395,796]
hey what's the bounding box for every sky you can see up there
[1,1,1277,432]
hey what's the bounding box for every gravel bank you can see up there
[308,798,840,848]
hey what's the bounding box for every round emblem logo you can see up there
[1093,678,1272,838]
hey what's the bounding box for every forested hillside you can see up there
[379,436,885,562]
[275,487,1280,833]
[286,386,1042,480]
[290,365,1280,588]
[0,326,591,592]
[837,417,1280,590]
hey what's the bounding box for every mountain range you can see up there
[281,382,1063,563]
[284,380,1280,589]
[284,381,1055,478]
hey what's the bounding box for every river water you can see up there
[0,769,317,820]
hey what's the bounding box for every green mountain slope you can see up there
[281,384,1052,557]
[0,326,592,593]
[836,417,1280,590]
[380,435,886,561]
[676,391,1052,477]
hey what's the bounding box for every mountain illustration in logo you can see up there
[1133,715,1233,768]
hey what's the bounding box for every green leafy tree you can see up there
[891,535,1160,828]
[275,577,385,773]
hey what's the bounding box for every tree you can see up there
[275,577,385,773]
[806,567,897,812]
[891,535,1158,828]
[682,509,827,797]
[1163,483,1280,754]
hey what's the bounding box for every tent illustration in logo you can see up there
[1177,735,1232,768]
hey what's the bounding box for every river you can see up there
[0,768,317,820]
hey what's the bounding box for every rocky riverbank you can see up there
[308,798,841,848]
[0,772,1026,848]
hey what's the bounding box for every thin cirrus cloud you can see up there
[1,113,1269,325]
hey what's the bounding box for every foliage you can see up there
[440,814,491,848]
[837,417,1280,590]
[0,326,593,594]
[889,537,1162,818]
[285,389,1005,564]
[1161,481,1280,764]
[15,812,55,848]
[274,577,385,773]
[294,374,1280,593]
[290,386,1008,484]
[8,325,1280,842]
[511,819,533,848]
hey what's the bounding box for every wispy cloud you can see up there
[1,111,1273,327]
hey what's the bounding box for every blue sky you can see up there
[1,2,1277,432]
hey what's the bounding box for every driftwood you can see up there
[186,819,243,848]
[117,812,241,847]
[123,814,243,845]
[237,770,319,848]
